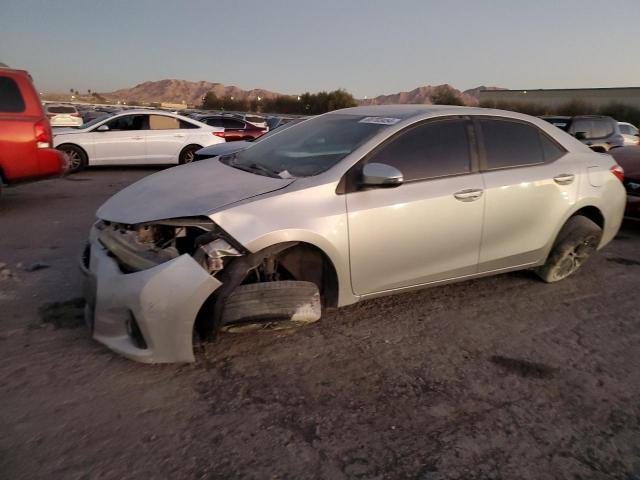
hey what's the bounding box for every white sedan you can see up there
[53,110,225,172]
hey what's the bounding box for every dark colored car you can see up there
[195,115,266,142]
[541,115,624,152]
[609,145,640,218]
[0,68,65,192]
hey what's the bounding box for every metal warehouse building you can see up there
[479,87,640,109]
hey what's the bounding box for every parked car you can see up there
[53,110,225,172]
[618,122,639,145]
[45,103,83,127]
[541,115,624,152]
[194,118,307,161]
[81,105,626,363]
[243,114,268,130]
[0,68,65,191]
[195,115,267,142]
[609,145,640,218]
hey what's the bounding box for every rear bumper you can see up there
[82,236,221,363]
[3,148,65,184]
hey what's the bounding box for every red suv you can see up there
[0,68,65,192]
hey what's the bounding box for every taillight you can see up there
[212,131,226,138]
[34,119,51,149]
[610,164,624,182]
[71,113,81,117]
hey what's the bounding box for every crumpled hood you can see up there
[96,159,294,224]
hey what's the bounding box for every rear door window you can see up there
[479,118,560,169]
[149,115,179,130]
[368,118,472,181]
[0,76,26,113]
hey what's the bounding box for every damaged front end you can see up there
[83,216,323,363]
[95,217,245,276]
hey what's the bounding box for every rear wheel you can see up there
[179,144,201,164]
[57,144,87,173]
[535,216,602,283]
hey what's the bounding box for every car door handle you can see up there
[453,189,484,202]
[553,173,575,185]
[173,134,185,138]
[131,136,144,140]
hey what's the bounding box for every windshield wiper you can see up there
[229,158,279,178]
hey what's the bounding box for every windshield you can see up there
[83,114,112,129]
[231,114,391,177]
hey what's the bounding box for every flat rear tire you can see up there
[535,216,602,283]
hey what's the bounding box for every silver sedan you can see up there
[82,105,626,363]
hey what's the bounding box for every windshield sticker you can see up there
[359,116,402,125]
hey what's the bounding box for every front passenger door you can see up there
[92,114,147,164]
[346,118,485,296]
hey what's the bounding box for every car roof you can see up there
[333,104,558,123]
[110,109,191,118]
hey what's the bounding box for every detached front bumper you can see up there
[81,237,221,363]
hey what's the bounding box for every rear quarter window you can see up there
[179,120,199,129]
[0,76,26,113]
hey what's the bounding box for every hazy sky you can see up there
[1,0,638,97]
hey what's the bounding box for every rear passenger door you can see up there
[475,117,576,272]
[145,115,187,163]
[346,117,485,295]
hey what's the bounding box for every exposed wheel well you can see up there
[275,243,339,308]
[572,206,604,230]
[193,241,339,341]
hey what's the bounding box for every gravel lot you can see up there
[1,168,639,480]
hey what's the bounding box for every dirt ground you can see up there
[1,169,639,480]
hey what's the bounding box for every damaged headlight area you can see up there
[96,217,246,274]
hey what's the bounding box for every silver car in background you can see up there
[82,105,626,363]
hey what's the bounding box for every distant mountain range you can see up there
[42,79,505,106]
[107,79,282,105]
[360,84,506,106]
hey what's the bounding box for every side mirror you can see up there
[360,162,403,188]
[574,131,588,140]
[96,124,110,132]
